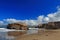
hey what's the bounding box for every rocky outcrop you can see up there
[35,24,46,28]
[36,21,60,29]
[45,21,60,29]
[7,23,28,30]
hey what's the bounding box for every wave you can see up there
[0,28,39,32]
[0,28,26,32]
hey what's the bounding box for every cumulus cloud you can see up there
[47,7,60,22]
[0,6,60,26]
[37,15,44,24]
[0,21,4,25]
[24,20,38,26]
[3,19,21,23]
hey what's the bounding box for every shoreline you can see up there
[16,29,60,40]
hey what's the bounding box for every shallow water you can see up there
[0,28,39,40]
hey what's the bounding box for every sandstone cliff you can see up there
[36,21,60,29]
[7,23,28,30]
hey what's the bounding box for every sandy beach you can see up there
[15,29,60,40]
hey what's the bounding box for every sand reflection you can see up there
[7,31,27,37]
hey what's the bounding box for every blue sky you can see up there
[0,0,60,20]
[0,0,60,26]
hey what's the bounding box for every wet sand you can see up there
[1,29,60,40]
[16,29,60,40]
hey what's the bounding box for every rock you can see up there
[33,39,38,40]
[45,22,60,29]
[36,21,60,29]
[45,35,48,36]
[7,23,28,30]
[35,24,47,28]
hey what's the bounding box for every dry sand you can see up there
[15,29,60,40]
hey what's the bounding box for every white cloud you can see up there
[44,17,49,22]
[0,21,4,27]
[26,20,37,26]
[37,15,44,24]
[0,6,60,26]
[47,8,60,22]
[3,18,21,23]
[0,21,4,24]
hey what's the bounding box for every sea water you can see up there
[0,28,39,40]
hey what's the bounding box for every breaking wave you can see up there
[0,28,39,32]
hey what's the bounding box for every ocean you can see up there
[0,28,39,40]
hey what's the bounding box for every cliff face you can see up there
[7,23,28,30]
[35,24,45,28]
[36,21,60,29]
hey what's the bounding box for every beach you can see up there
[16,29,60,40]
[0,28,60,40]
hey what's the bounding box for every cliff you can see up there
[7,23,28,30]
[36,21,60,29]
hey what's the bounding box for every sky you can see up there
[0,0,60,20]
[0,0,60,26]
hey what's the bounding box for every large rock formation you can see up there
[35,24,46,28]
[7,23,28,30]
[45,21,60,29]
[36,21,60,29]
